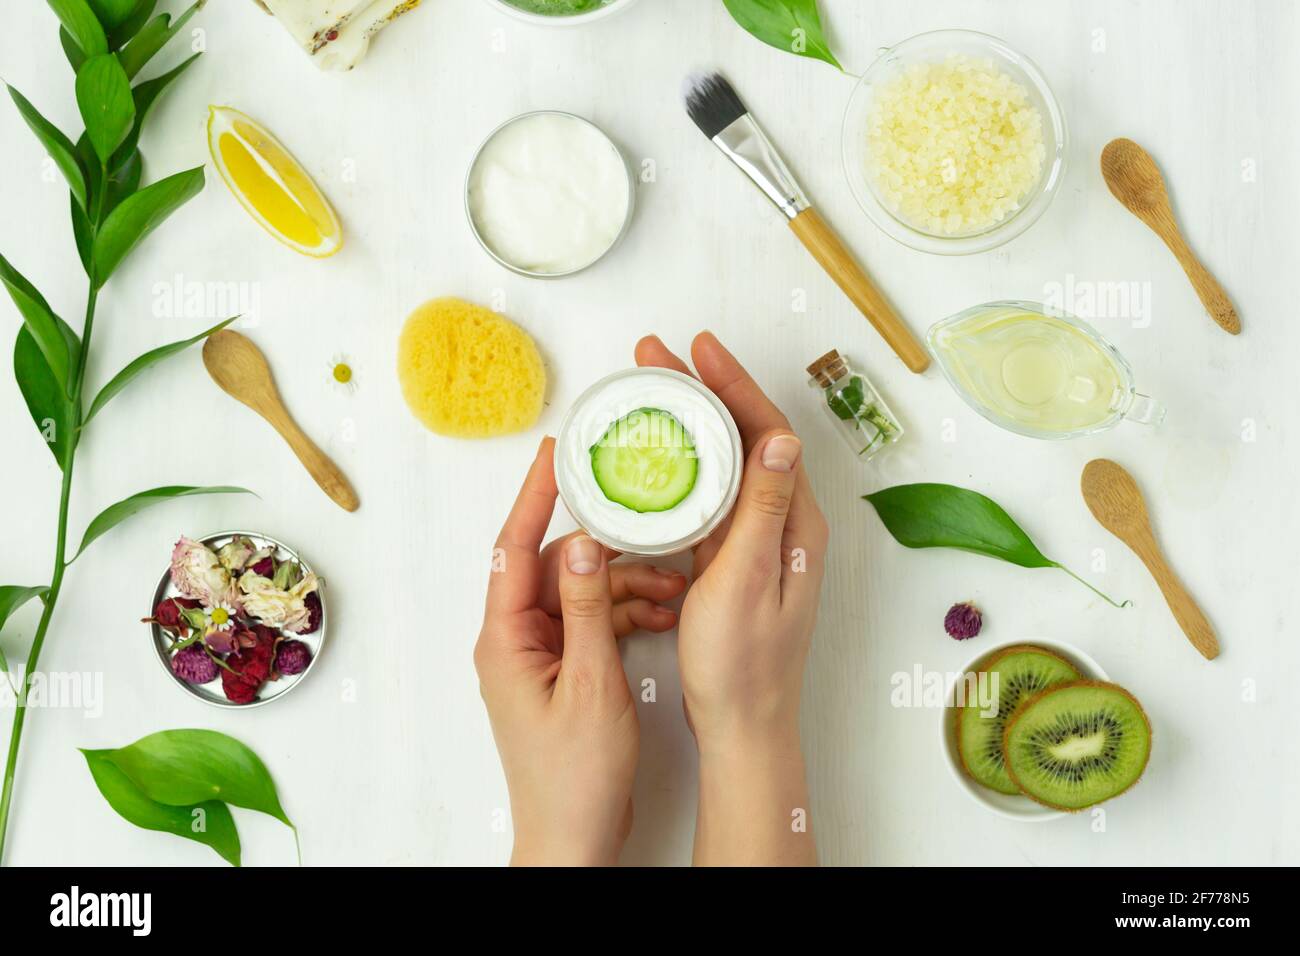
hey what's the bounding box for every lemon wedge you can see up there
[207,106,342,258]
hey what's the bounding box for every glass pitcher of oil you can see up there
[927,301,1164,440]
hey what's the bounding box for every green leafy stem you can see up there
[0,0,249,864]
[864,483,1131,609]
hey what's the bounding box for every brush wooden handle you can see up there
[1126,527,1220,660]
[262,404,360,513]
[788,207,930,373]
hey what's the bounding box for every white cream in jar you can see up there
[467,112,632,276]
[555,369,742,555]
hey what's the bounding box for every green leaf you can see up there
[72,484,252,559]
[47,0,108,58]
[60,28,88,72]
[827,375,865,422]
[864,483,1129,607]
[14,324,78,469]
[113,51,201,167]
[0,584,46,689]
[101,729,294,829]
[721,0,842,70]
[0,252,71,392]
[0,586,47,636]
[864,483,1055,567]
[70,195,94,274]
[81,749,241,866]
[6,85,88,211]
[85,315,235,422]
[118,0,205,80]
[73,133,103,210]
[91,165,204,287]
[75,54,135,164]
[86,0,139,29]
[75,131,139,224]
[106,146,142,213]
[107,0,157,49]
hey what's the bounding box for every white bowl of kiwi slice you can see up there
[940,640,1152,821]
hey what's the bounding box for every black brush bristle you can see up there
[682,72,748,139]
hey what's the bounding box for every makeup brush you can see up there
[683,72,930,374]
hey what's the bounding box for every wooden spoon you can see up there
[1080,459,1217,659]
[1100,138,1239,334]
[203,330,359,513]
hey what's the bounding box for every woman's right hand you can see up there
[635,332,829,866]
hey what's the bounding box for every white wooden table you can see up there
[1,0,1295,865]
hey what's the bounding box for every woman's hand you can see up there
[475,438,687,866]
[636,332,829,866]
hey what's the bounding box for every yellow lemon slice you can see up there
[207,106,342,258]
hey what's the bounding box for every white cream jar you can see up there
[555,368,742,556]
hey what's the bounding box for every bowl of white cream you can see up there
[555,368,743,556]
[466,111,635,277]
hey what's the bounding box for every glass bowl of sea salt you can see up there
[842,30,1068,256]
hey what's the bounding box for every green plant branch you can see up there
[0,278,95,861]
[0,2,223,865]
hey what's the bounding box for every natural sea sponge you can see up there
[397,297,546,438]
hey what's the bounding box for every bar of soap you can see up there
[254,0,422,71]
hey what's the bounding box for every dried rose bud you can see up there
[944,601,982,640]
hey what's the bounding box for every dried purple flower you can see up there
[944,601,982,640]
[297,591,322,634]
[275,640,312,676]
[172,644,219,684]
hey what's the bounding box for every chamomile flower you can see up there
[327,354,358,395]
[203,603,239,654]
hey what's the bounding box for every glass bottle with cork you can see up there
[806,349,903,461]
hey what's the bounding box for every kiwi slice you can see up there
[1004,681,1151,811]
[956,645,1081,794]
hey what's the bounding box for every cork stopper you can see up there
[807,349,849,387]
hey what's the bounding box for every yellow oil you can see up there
[932,308,1124,434]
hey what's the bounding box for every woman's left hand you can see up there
[475,437,686,865]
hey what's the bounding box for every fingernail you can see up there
[566,535,602,575]
[762,434,801,473]
[652,565,682,577]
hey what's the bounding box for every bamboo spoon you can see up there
[203,330,359,513]
[1080,459,1218,660]
[1100,138,1240,334]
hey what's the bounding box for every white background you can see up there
[1,0,1295,866]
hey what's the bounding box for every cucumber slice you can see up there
[590,408,698,513]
